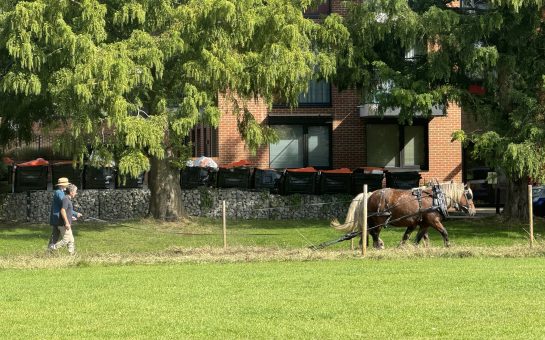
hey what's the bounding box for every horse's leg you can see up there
[359,220,378,249]
[422,231,430,247]
[369,225,384,249]
[430,221,450,247]
[400,226,417,246]
[414,226,429,246]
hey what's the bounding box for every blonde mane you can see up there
[429,181,468,207]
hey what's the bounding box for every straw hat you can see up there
[56,177,71,187]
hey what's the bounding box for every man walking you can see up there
[48,177,70,249]
[53,184,80,255]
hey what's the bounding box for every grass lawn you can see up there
[0,215,544,258]
[1,216,545,338]
[0,218,545,256]
[1,258,545,338]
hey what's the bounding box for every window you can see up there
[404,40,427,61]
[298,79,331,107]
[190,124,218,157]
[269,124,330,169]
[304,0,331,18]
[273,79,331,108]
[366,123,427,169]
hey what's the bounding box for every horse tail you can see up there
[331,192,369,233]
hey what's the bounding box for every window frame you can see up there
[268,116,332,169]
[272,80,332,109]
[366,118,429,171]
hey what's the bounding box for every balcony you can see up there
[358,103,445,118]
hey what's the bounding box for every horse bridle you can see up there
[454,189,473,213]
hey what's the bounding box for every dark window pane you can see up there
[298,79,331,106]
[367,124,427,169]
[270,125,304,168]
[269,123,331,168]
[367,124,399,167]
[307,126,329,167]
[403,126,425,167]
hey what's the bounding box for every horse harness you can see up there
[432,184,449,218]
[411,183,449,221]
[373,185,447,228]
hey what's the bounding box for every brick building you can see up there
[192,0,464,185]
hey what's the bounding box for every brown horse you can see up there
[331,182,476,248]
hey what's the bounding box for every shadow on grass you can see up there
[445,216,545,237]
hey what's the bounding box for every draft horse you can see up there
[331,182,476,248]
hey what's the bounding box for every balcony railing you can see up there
[358,103,445,118]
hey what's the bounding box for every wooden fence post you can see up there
[361,185,368,256]
[528,185,534,248]
[223,200,227,249]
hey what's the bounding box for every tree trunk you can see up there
[502,177,529,221]
[149,155,185,221]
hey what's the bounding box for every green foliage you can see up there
[339,0,545,185]
[0,0,347,181]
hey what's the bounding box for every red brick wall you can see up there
[422,104,463,184]
[331,0,348,15]
[215,95,269,168]
[331,87,365,168]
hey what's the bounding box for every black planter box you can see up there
[51,162,83,188]
[217,167,252,189]
[254,168,282,192]
[116,172,145,189]
[282,169,318,195]
[352,168,385,194]
[83,166,115,189]
[385,171,421,189]
[14,165,49,192]
[319,170,352,194]
[180,167,215,189]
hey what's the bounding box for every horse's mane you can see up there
[438,182,466,204]
[415,181,466,206]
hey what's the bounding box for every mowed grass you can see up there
[0,216,544,257]
[1,217,545,338]
[1,258,545,338]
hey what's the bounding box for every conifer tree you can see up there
[337,0,545,219]
[0,0,347,220]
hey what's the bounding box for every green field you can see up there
[1,217,545,338]
[1,216,544,258]
[1,259,545,338]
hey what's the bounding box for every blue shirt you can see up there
[49,189,65,226]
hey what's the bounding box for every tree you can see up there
[0,0,348,220]
[336,0,545,219]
